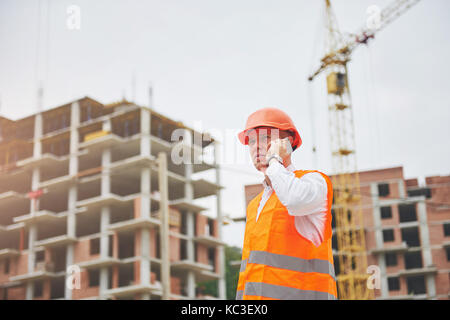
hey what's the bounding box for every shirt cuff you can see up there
[265,159,285,177]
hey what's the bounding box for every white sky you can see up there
[1,0,449,248]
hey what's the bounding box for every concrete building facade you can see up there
[0,97,226,300]
[243,166,450,300]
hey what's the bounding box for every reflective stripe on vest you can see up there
[247,250,336,281]
[244,282,337,300]
[236,290,244,300]
[240,258,248,273]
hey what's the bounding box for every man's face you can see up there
[246,127,292,172]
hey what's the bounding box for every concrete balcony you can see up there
[398,265,438,277]
[0,280,22,289]
[40,126,71,141]
[34,235,78,248]
[191,179,222,199]
[0,161,26,176]
[13,210,60,225]
[197,269,221,283]
[194,235,225,247]
[168,198,206,213]
[76,256,122,269]
[105,283,162,299]
[76,193,128,211]
[109,154,155,173]
[370,242,408,255]
[0,222,25,235]
[16,153,69,170]
[0,248,20,259]
[9,270,59,282]
[9,262,58,282]
[39,174,76,192]
[0,191,27,208]
[170,260,213,273]
[78,131,126,152]
[108,217,161,232]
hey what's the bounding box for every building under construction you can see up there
[0,97,226,300]
[244,166,450,300]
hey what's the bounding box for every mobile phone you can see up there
[284,137,293,155]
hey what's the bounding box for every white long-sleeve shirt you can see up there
[257,161,329,247]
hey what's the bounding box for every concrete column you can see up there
[371,183,388,298]
[101,149,111,196]
[67,188,77,239]
[69,102,80,175]
[186,213,194,262]
[33,113,42,158]
[64,245,74,299]
[65,101,79,300]
[371,183,383,248]
[140,168,151,219]
[31,169,40,213]
[187,270,196,299]
[100,207,111,259]
[27,142,41,300]
[103,118,111,133]
[99,206,111,297]
[417,198,436,298]
[214,142,226,299]
[65,186,77,299]
[99,119,113,298]
[185,155,194,262]
[397,179,406,199]
[140,229,151,289]
[140,108,151,157]
[139,108,152,294]
[140,165,151,294]
[26,225,37,300]
[27,106,42,302]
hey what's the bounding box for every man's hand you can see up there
[266,137,293,165]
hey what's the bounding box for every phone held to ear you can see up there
[284,137,293,155]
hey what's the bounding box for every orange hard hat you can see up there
[238,107,302,151]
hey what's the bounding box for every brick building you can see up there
[243,166,450,299]
[0,97,225,300]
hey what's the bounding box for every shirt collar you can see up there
[262,163,296,190]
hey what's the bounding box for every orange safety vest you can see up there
[236,169,337,300]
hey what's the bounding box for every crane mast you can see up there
[308,0,421,300]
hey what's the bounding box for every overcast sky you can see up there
[1,0,449,248]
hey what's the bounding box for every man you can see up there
[235,107,337,300]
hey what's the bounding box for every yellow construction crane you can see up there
[308,0,422,300]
